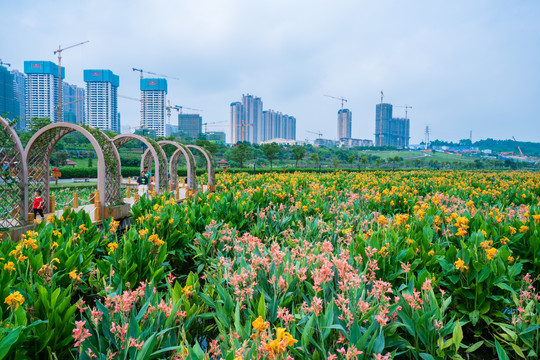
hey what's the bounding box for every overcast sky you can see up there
[2,0,539,144]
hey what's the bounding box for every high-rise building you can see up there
[84,70,119,132]
[389,117,410,147]
[230,101,243,144]
[11,70,26,130]
[141,78,167,137]
[375,103,392,146]
[24,61,64,123]
[260,110,295,141]
[338,109,352,140]
[242,94,262,143]
[62,82,85,124]
[230,94,295,144]
[178,114,202,139]
[375,102,409,147]
[0,65,18,121]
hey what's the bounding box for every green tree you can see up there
[27,117,52,135]
[347,154,356,168]
[310,152,320,170]
[332,158,340,168]
[261,143,281,170]
[360,155,368,169]
[231,142,252,168]
[88,152,93,167]
[51,151,68,167]
[292,146,306,168]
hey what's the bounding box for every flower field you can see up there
[1,170,540,359]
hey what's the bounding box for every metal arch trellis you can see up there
[186,144,215,190]
[83,126,123,207]
[112,134,168,194]
[143,140,196,191]
[0,116,28,227]
[25,123,122,215]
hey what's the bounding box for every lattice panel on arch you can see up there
[100,137,122,207]
[27,127,73,213]
[156,147,168,192]
[0,123,26,227]
[159,142,179,189]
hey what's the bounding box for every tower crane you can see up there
[232,122,253,143]
[202,120,227,133]
[324,94,348,112]
[132,68,179,128]
[132,68,179,80]
[307,130,323,139]
[395,104,413,119]
[53,40,89,123]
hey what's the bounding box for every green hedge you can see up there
[58,167,207,179]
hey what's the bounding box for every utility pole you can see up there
[53,41,89,123]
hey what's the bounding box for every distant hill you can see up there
[430,138,540,157]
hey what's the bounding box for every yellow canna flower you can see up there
[5,291,24,311]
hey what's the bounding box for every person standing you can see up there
[137,171,149,196]
[33,190,45,220]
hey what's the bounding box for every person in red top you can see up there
[33,190,45,220]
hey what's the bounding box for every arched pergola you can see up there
[113,134,168,194]
[25,123,122,214]
[186,145,216,191]
[0,116,28,227]
[142,141,196,191]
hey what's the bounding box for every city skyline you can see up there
[1,1,539,144]
[230,94,295,144]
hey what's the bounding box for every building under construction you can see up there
[375,102,410,147]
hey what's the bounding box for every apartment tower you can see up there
[24,61,64,122]
[84,70,119,132]
[140,78,167,137]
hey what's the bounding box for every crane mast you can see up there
[53,40,89,123]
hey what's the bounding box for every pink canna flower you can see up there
[72,320,91,347]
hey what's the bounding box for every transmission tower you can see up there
[424,125,431,148]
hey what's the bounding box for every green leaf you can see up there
[301,314,315,349]
[257,292,266,318]
[495,338,510,360]
[510,343,526,359]
[495,283,516,293]
[452,322,463,351]
[466,340,484,353]
[419,354,435,360]
[135,332,156,360]
[469,310,479,326]
[0,326,22,359]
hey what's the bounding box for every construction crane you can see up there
[307,130,323,139]
[119,95,202,135]
[55,96,86,108]
[53,40,90,123]
[395,104,413,119]
[233,122,253,143]
[512,136,525,158]
[202,120,227,133]
[166,99,202,128]
[132,68,179,80]
[324,94,348,112]
[132,68,180,128]
[0,59,11,67]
